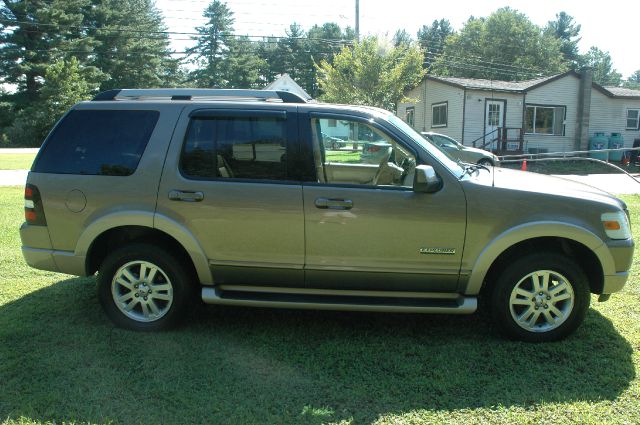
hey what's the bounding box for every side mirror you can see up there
[413,165,442,193]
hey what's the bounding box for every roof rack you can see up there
[92,89,308,104]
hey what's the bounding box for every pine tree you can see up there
[8,57,100,146]
[89,0,180,90]
[0,0,95,105]
[186,0,235,88]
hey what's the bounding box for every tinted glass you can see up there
[33,110,159,176]
[181,116,287,181]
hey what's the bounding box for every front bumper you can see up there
[600,238,634,295]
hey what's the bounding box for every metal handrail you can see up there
[499,146,640,160]
[470,128,498,147]
[499,156,640,186]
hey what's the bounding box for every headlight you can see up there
[601,211,632,239]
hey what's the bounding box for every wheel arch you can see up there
[78,211,212,284]
[466,221,613,296]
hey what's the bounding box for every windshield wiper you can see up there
[461,162,490,177]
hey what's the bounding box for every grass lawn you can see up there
[0,185,639,424]
[325,150,363,164]
[0,153,36,170]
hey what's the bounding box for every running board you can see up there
[201,287,477,314]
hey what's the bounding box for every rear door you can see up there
[300,111,467,292]
[156,105,305,287]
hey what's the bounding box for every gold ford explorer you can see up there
[20,89,634,342]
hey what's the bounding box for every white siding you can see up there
[423,81,464,140]
[397,85,425,132]
[398,80,464,139]
[462,90,523,147]
[589,91,640,148]
[524,75,580,152]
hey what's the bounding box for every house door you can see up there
[485,100,505,145]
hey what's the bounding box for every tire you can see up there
[490,253,590,342]
[478,158,493,167]
[97,243,195,331]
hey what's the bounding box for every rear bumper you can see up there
[21,246,86,276]
[22,246,59,273]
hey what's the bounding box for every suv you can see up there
[20,89,634,342]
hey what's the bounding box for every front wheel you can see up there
[490,253,590,342]
[98,243,194,331]
[478,158,494,167]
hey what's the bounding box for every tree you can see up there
[582,47,622,86]
[7,57,100,146]
[305,22,350,97]
[392,29,412,48]
[317,37,425,111]
[224,36,266,88]
[0,0,95,105]
[417,19,453,69]
[88,0,180,90]
[624,70,640,89]
[546,12,581,67]
[431,8,566,80]
[186,0,235,87]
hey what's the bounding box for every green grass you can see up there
[0,153,36,170]
[325,150,363,164]
[0,186,639,424]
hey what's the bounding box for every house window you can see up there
[405,107,415,127]
[525,105,565,135]
[431,102,447,128]
[626,109,640,130]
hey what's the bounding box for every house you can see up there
[264,73,313,102]
[397,70,640,154]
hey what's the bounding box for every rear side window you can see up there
[181,115,287,181]
[33,110,159,176]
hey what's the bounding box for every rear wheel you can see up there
[490,253,590,342]
[98,243,194,331]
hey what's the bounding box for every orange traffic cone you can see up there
[521,159,527,171]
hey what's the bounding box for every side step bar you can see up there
[202,287,477,314]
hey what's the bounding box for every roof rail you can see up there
[91,88,308,103]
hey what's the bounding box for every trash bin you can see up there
[589,132,609,161]
[608,133,624,161]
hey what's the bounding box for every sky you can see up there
[156,0,639,79]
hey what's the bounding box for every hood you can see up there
[491,167,625,209]
[464,146,494,156]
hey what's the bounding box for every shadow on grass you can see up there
[0,277,634,424]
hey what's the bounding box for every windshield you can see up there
[387,115,464,178]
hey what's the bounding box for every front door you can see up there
[485,100,505,147]
[302,113,467,292]
[156,106,305,287]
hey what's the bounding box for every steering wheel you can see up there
[371,147,393,185]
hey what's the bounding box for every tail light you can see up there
[24,184,47,226]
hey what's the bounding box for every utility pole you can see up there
[355,0,360,41]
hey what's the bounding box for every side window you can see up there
[33,110,159,176]
[311,117,416,188]
[181,115,288,181]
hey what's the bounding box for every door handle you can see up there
[314,197,353,210]
[169,190,204,202]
